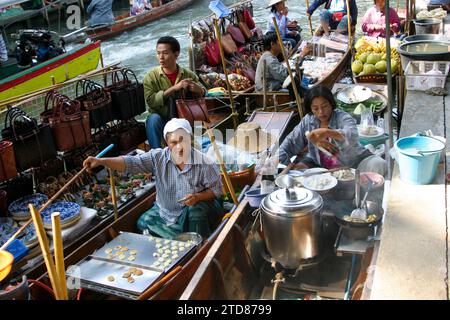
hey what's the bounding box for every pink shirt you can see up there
[361,6,400,37]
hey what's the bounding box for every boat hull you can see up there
[0,41,101,104]
[86,0,196,41]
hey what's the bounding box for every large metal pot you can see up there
[260,187,323,269]
[397,40,450,71]
[403,34,450,43]
[413,19,441,35]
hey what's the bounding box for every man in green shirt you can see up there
[144,36,205,149]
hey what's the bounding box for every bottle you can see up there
[260,158,276,195]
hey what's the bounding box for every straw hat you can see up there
[267,0,284,8]
[227,122,275,154]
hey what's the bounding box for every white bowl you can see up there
[303,174,338,194]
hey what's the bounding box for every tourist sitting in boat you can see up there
[278,85,374,170]
[255,33,312,94]
[0,32,7,64]
[83,118,223,239]
[361,0,401,37]
[283,6,301,32]
[306,0,358,36]
[266,0,300,49]
[144,36,206,149]
[87,0,114,28]
[130,0,152,16]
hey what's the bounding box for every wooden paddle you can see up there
[305,0,314,36]
[51,212,68,300]
[108,168,119,221]
[0,144,115,252]
[137,266,182,300]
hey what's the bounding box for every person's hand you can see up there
[176,79,192,91]
[307,128,345,143]
[300,43,313,57]
[293,162,309,170]
[182,194,199,206]
[83,156,102,171]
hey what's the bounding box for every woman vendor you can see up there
[278,85,374,170]
[266,0,300,49]
[361,0,401,37]
[83,118,223,239]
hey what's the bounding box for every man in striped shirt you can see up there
[83,118,223,239]
[0,31,8,64]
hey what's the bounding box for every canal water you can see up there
[94,0,379,80]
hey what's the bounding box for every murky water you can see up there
[95,0,377,79]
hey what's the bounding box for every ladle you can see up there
[350,180,373,220]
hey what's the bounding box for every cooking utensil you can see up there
[260,187,323,268]
[355,169,361,208]
[350,180,373,220]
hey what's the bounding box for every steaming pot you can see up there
[260,187,323,269]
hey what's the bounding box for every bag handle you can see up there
[4,107,25,129]
[10,110,38,140]
[122,68,139,84]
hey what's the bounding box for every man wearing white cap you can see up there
[83,118,223,238]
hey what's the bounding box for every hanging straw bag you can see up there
[76,79,113,129]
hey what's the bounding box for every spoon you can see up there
[350,180,373,220]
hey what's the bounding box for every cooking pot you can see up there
[403,34,450,43]
[260,187,323,269]
[413,19,441,35]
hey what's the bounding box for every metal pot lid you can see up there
[261,187,323,217]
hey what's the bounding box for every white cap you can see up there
[163,118,193,140]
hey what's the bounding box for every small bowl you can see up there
[303,174,338,194]
[245,188,270,207]
[174,232,203,246]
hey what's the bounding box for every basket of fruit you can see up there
[352,37,400,83]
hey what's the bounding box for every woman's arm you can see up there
[278,119,309,165]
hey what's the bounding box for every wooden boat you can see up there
[0,41,101,103]
[86,0,197,42]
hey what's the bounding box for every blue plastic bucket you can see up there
[245,188,270,208]
[395,136,445,184]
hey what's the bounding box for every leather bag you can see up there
[42,91,92,152]
[76,80,113,129]
[115,120,147,153]
[238,21,252,40]
[176,97,210,128]
[2,108,57,172]
[108,69,146,120]
[205,37,221,66]
[0,140,17,183]
[226,25,245,46]
[243,9,255,30]
[221,33,237,55]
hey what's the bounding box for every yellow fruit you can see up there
[362,64,377,75]
[352,60,364,74]
[366,53,382,65]
[375,60,387,73]
[359,52,370,64]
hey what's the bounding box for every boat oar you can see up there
[108,169,119,221]
[346,0,352,46]
[213,18,238,130]
[272,17,304,119]
[51,212,68,300]
[0,144,115,252]
[29,204,63,300]
[137,266,182,300]
[204,122,239,205]
[305,0,313,36]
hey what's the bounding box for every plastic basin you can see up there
[245,188,270,208]
[396,136,445,184]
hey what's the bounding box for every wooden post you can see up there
[51,212,68,300]
[204,123,238,205]
[29,204,63,300]
[345,0,352,46]
[262,60,267,110]
[272,17,304,119]
[213,19,238,130]
[42,0,50,27]
[100,53,107,87]
[108,168,119,221]
[305,0,313,36]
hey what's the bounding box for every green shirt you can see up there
[143,65,202,119]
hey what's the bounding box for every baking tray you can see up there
[90,232,196,272]
[66,258,162,297]
[66,232,196,299]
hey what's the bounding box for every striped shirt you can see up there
[0,34,7,63]
[123,147,222,224]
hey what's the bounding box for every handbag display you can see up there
[221,33,237,55]
[108,68,146,120]
[205,37,221,66]
[243,8,256,30]
[76,79,113,129]
[0,140,17,183]
[226,25,245,46]
[42,91,92,152]
[176,97,210,128]
[2,107,57,172]
[238,21,252,40]
[114,120,147,153]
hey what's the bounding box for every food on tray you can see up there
[115,245,122,250]
[129,267,137,274]
[120,246,129,251]
[107,254,114,259]
[105,248,113,254]
[130,250,137,255]
[343,213,377,223]
[127,256,136,261]
[122,272,131,278]
[332,169,355,181]
[118,254,126,260]
[302,58,338,82]
[107,276,115,282]
[134,269,143,276]
[127,277,135,283]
